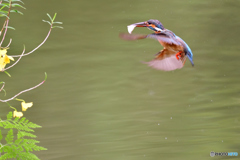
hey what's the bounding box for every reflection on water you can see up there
[1,0,240,159]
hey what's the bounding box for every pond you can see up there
[1,0,240,159]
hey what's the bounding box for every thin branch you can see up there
[6,38,12,47]
[0,82,5,92]
[0,1,11,42]
[2,46,25,71]
[0,80,45,102]
[0,19,9,46]
[0,18,6,39]
[11,25,53,57]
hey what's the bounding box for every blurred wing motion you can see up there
[144,50,187,71]
[119,33,186,71]
[119,33,147,41]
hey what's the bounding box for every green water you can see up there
[1,0,240,159]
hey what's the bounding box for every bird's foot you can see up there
[175,51,182,60]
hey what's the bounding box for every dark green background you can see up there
[1,0,240,159]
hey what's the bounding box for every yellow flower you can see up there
[21,102,33,111]
[0,48,14,71]
[13,111,23,118]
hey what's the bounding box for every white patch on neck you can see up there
[155,27,163,32]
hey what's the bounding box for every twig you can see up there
[0,80,45,102]
[0,19,9,46]
[0,82,5,92]
[11,25,53,57]
[0,1,11,43]
[6,38,12,48]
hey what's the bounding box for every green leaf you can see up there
[5,25,15,30]
[0,14,9,18]
[0,152,15,160]
[0,119,7,127]
[7,112,12,120]
[17,131,36,138]
[5,129,13,143]
[15,138,22,144]
[42,19,51,25]
[13,117,19,122]
[0,129,2,141]
[0,10,8,13]
[10,9,23,15]
[14,122,34,132]
[52,13,57,22]
[11,3,26,9]
[20,139,46,153]
[4,70,11,77]
[11,0,24,4]
[0,4,9,10]
[52,26,63,29]
[19,117,26,123]
[19,152,40,160]
[4,121,16,129]
[17,130,22,139]
[0,3,10,7]
[46,13,52,21]
[53,21,63,24]
[27,122,41,128]
[2,88,7,96]
[27,139,40,144]
[24,119,29,124]
[44,72,47,81]
[32,145,47,151]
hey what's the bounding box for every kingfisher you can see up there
[119,19,194,71]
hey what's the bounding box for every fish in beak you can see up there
[127,22,148,34]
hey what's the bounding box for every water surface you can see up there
[1,0,240,159]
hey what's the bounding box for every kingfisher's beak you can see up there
[127,21,148,34]
[187,54,194,66]
[134,22,149,27]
